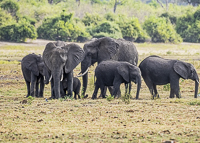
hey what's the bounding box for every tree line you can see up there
[0,0,200,43]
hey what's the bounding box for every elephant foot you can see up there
[83,94,88,98]
[26,94,31,98]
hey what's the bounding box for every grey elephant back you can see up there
[116,39,138,65]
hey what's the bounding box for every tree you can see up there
[182,0,200,6]
[113,0,127,13]
[0,0,19,17]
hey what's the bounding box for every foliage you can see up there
[0,0,19,17]
[0,8,14,26]
[37,12,90,41]
[27,96,35,104]
[106,95,114,102]
[118,15,149,42]
[91,21,122,39]
[0,19,37,42]
[82,13,104,26]
[143,16,182,43]
[176,7,200,42]
[160,12,177,25]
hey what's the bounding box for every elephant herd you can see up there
[21,37,199,100]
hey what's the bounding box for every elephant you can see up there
[92,60,141,99]
[139,55,199,98]
[79,37,139,97]
[21,53,49,98]
[62,77,81,99]
[42,41,84,99]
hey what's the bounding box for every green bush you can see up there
[91,21,122,39]
[176,8,200,43]
[82,13,104,26]
[0,0,19,17]
[0,8,14,26]
[118,15,149,42]
[160,12,177,25]
[37,12,90,41]
[0,19,37,42]
[144,16,182,43]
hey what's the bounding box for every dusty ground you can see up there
[0,40,200,142]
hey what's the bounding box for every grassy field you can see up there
[0,41,200,142]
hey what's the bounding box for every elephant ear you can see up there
[117,64,129,82]
[62,43,85,73]
[23,54,40,76]
[173,61,189,79]
[84,38,101,54]
[42,42,57,71]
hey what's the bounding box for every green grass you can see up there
[0,42,200,142]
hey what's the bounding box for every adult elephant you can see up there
[139,55,199,98]
[21,53,49,97]
[79,37,138,97]
[43,41,84,99]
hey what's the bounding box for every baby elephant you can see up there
[92,61,141,99]
[62,77,81,99]
[139,55,199,98]
[21,53,49,98]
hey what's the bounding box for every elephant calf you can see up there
[62,77,81,99]
[139,55,199,98]
[21,53,49,98]
[92,60,141,99]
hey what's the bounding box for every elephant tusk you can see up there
[197,80,199,84]
[60,74,63,81]
[76,68,89,77]
[49,75,52,82]
[44,76,46,81]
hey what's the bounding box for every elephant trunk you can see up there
[135,76,141,99]
[52,70,62,99]
[81,59,91,97]
[194,80,199,98]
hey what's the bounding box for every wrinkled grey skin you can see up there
[21,53,49,98]
[139,55,199,98]
[62,77,81,99]
[81,37,138,97]
[92,61,141,99]
[43,41,84,99]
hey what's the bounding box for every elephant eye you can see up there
[88,53,92,56]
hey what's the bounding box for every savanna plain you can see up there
[0,40,200,143]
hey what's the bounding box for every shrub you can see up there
[37,12,90,41]
[160,12,177,25]
[0,0,19,17]
[0,8,14,26]
[91,21,122,39]
[176,8,200,43]
[82,13,104,26]
[118,15,149,42]
[143,16,182,43]
[0,19,37,42]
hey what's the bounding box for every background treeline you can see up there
[0,0,200,43]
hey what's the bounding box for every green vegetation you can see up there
[0,0,199,43]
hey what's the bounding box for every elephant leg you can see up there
[25,80,30,97]
[35,80,39,97]
[145,79,155,99]
[108,86,121,98]
[39,76,44,98]
[66,72,73,97]
[50,78,55,99]
[60,82,65,98]
[128,82,131,95]
[92,84,100,99]
[153,84,159,98]
[30,73,37,97]
[170,81,180,98]
[113,82,121,98]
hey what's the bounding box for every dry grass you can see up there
[0,41,200,142]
